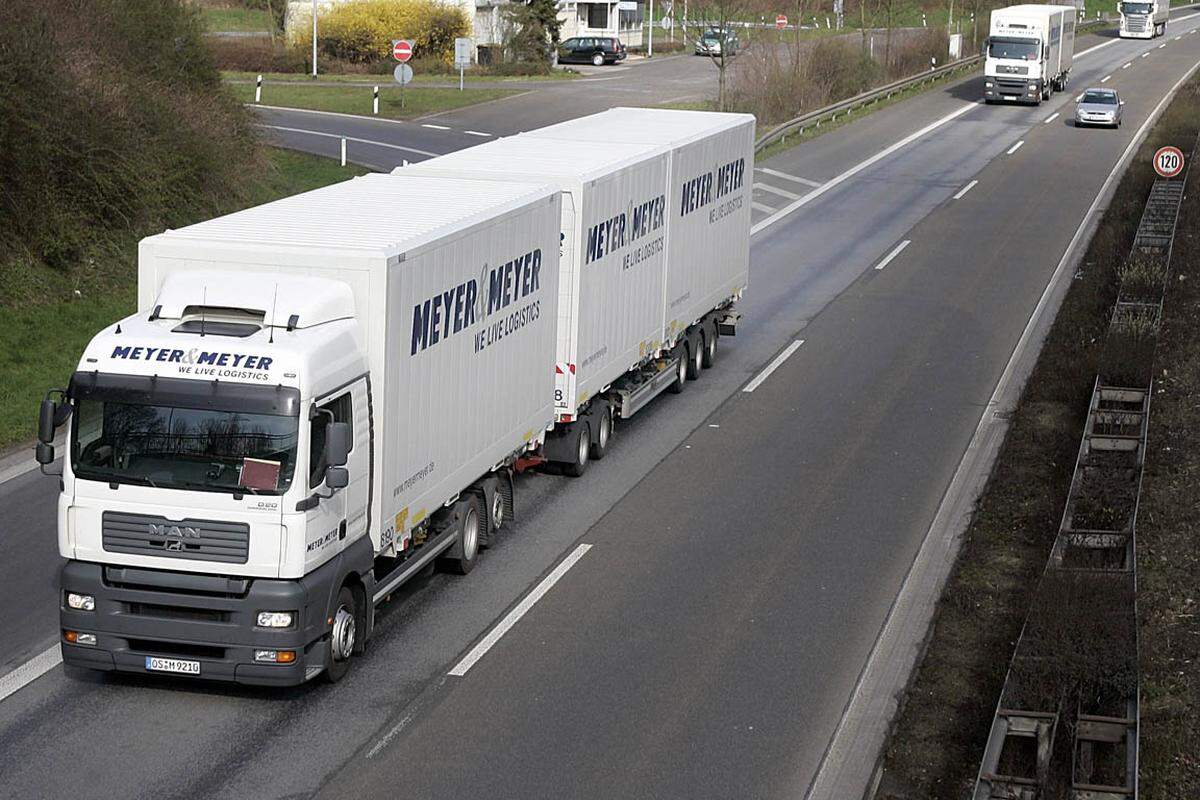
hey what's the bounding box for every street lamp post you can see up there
[311,0,318,77]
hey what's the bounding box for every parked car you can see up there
[558,36,627,66]
[695,27,739,57]
[1074,87,1124,128]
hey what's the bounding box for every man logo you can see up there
[149,523,201,539]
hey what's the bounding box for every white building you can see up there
[557,1,647,46]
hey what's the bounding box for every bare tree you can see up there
[681,0,765,110]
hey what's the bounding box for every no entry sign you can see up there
[393,40,414,63]
[776,14,788,28]
[1153,146,1184,179]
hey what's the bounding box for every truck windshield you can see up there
[69,373,300,495]
[1120,2,1153,13]
[989,37,1040,60]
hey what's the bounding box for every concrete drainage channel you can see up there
[973,138,1195,799]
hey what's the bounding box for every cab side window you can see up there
[309,393,352,489]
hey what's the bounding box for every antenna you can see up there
[269,283,280,344]
[200,286,207,337]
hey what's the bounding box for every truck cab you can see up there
[44,271,377,685]
[1118,0,1168,38]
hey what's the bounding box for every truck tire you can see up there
[439,495,482,574]
[701,327,717,368]
[591,405,613,460]
[668,347,688,394]
[561,421,591,477]
[325,585,357,683]
[687,335,704,380]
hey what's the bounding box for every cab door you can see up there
[303,390,352,570]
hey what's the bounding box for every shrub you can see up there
[1117,253,1168,303]
[291,0,470,64]
[1099,304,1160,387]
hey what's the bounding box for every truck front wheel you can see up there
[325,585,357,683]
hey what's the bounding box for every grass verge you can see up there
[1136,134,1200,796]
[230,82,521,119]
[223,69,577,84]
[200,6,272,33]
[873,75,1200,799]
[0,149,368,453]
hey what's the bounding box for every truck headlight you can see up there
[254,649,297,663]
[256,611,295,628]
[67,592,95,611]
[985,81,993,87]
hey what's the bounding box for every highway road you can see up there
[1,15,1198,799]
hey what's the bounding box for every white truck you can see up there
[1118,0,1169,38]
[38,110,753,686]
[984,4,1077,104]
[404,108,754,475]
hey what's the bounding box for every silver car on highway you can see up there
[1074,87,1125,128]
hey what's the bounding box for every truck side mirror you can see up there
[35,442,55,465]
[326,421,350,467]
[38,398,57,444]
[325,466,349,490]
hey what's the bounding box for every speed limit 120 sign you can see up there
[1153,146,1184,178]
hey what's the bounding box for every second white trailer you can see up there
[523,107,755,347]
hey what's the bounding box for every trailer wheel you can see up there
[701,327,717,368]
[668,346,688,394]
[562,422,591,477]
[591,406,613,460]
[325,585,357,683]
[489,487,505,533]
[439,495,482,574]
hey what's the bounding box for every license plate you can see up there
[1003,95,1018,100]
[145,656,200,675]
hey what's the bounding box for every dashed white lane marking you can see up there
[953,180,979,200]
[1142,52,1150,58]
[0,645,60,704]
[1044,112,1060,124]
[421,123,451,130]
[1006,140,1025,155]
[464,130,491,137]
[743,340,805,393]
[756,182,801,200]
[448,543,593,677]
[1123,62,1132,69]
[1101,74,1112,82]
[874,239,912,271]
[756,167,823,188]
[752,200,778,214]
[1159,43,1167,48]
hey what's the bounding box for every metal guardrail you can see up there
[754,13,1122,154]
[754,54,981,152]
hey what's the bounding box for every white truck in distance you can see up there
[37,109,753,687]
[1118,0,1169,38]
[984,4,1077,104]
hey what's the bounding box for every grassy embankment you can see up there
[0,0,367,452]
[228,82,521,118]
[873,76,1200,799]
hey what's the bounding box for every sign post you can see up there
[455,37,472,91]
[1153,146,1184,178]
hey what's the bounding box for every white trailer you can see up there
[1119,0,1169,38]
[523,108,755,357]
[44,173,563,685]
[984,5,1077,104]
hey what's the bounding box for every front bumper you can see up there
[984,77,1042,103]
[1075,112,1118,127]
[59,559,338,687]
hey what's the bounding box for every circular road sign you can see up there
[776,14,788,28]
[393,40,414,63]
[393,64,413,85]
[1153,146,1184,178]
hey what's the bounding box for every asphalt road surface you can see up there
[1,15,1198,799]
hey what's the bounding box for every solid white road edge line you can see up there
[1007,139,1025,154]
[742,340,805,393]
[801,52,1200,800]
[751,103,978,237]
[447,543,593,677]
[953,180,979,200]
[0,645,60,704]
[1044,112,1060,124]
[873,240,911,270]
[253,124,438,157]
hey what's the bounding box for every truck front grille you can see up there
[102,511,250,564]
[126,638,226,660]
[125,602,231,623]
